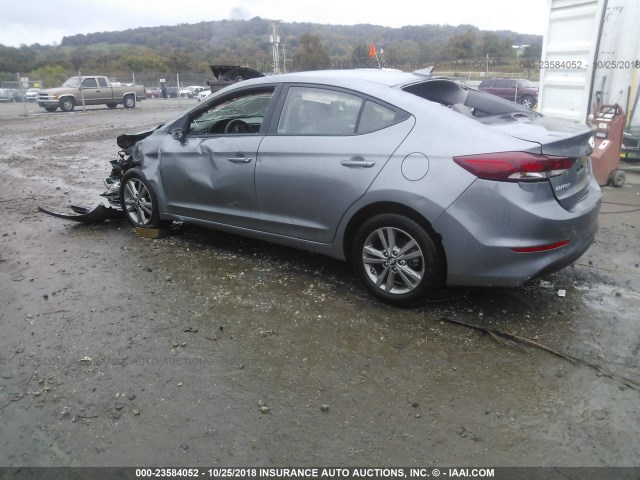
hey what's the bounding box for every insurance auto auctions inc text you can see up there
[255,468,495,478]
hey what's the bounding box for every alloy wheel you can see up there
[362,227,425,294]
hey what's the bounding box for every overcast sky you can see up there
[0,0,548,48]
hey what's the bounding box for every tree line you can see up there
[0,17,542,88]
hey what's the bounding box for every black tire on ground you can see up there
[351,213,444,306]
[123,95,136,109]
[521,95,535,109]
[59,97,75,112]
[610,169,626,187]
[106,102,117,109]
[44,106,57,112]
[120,170,165,228]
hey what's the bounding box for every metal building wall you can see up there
[539,0,640,126]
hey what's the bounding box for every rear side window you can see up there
[493,79,507,88]
[278,87,362,135]
[277,86,408,136]
[357,101,397,134]
[98,78,108,87]
[479,79,493,88]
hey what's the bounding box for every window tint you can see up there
[98,78,108,87]
[357,101,397,134]
[493,79,507,88]
[479,79,493,88]
[82,78,98,88]
[188,89,274,135]
[506,79,517,88]
[277,87,362,135]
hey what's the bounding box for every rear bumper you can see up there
[433,176,601,287]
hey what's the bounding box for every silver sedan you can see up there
[109,69,600,306]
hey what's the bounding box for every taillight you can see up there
[453,152,576,182]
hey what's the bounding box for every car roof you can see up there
[239,69,428,89]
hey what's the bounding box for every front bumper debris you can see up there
[38,202,124,223]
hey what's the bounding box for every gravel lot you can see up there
[1,99,639,468]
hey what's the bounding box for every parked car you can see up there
[25,88,40,101]
[102,69,599,305]
[180,86,208,98]
[165,86,179,98]
[478,78,538,108]
[37,75,145,112]
[196,89,211,101]
[145,87,162,98]
[0,88,22,102]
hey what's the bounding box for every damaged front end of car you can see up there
[39,127,160,223]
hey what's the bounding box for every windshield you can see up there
[63,77,81,88]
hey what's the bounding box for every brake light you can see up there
[453,152,576,182]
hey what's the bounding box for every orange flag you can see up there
[369,43,376,58]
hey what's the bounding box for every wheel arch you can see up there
[59,95,76,105]
[123,93,136,108]
[342,201,447,281]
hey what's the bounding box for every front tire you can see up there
[59,97,75,112]
[106,102,117,109]
[352,214,443,306]
[44,106,57,112]
[120,170,163,228]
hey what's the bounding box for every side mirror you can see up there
[171,128,186,144]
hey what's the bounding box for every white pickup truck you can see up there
[37,76,146,112]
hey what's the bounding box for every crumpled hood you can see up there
[117,125,164,149]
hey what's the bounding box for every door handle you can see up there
[341,158,375,168]
[227,156,252,163]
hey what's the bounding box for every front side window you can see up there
[277,87,363,135]
[98,78,108,87]
[188,89,274,135]
[82,78,98,88]
[493,79,507,88]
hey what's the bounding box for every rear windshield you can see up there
[402,79,540,120]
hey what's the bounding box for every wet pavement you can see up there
[0,101,639,467]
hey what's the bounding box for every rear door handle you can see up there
[341,158,375,168]
[227,156,253,163]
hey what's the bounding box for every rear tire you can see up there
[352,214,444,306]
[521,95,535,109]
[44,106,57,112]
[123,95,136,109]
[106,102,117,109]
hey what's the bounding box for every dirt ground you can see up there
[0,99,639,468]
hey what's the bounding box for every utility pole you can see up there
[270,21,281,74]
[282,42,287,74]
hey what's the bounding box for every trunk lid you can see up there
[483,113,595,208]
